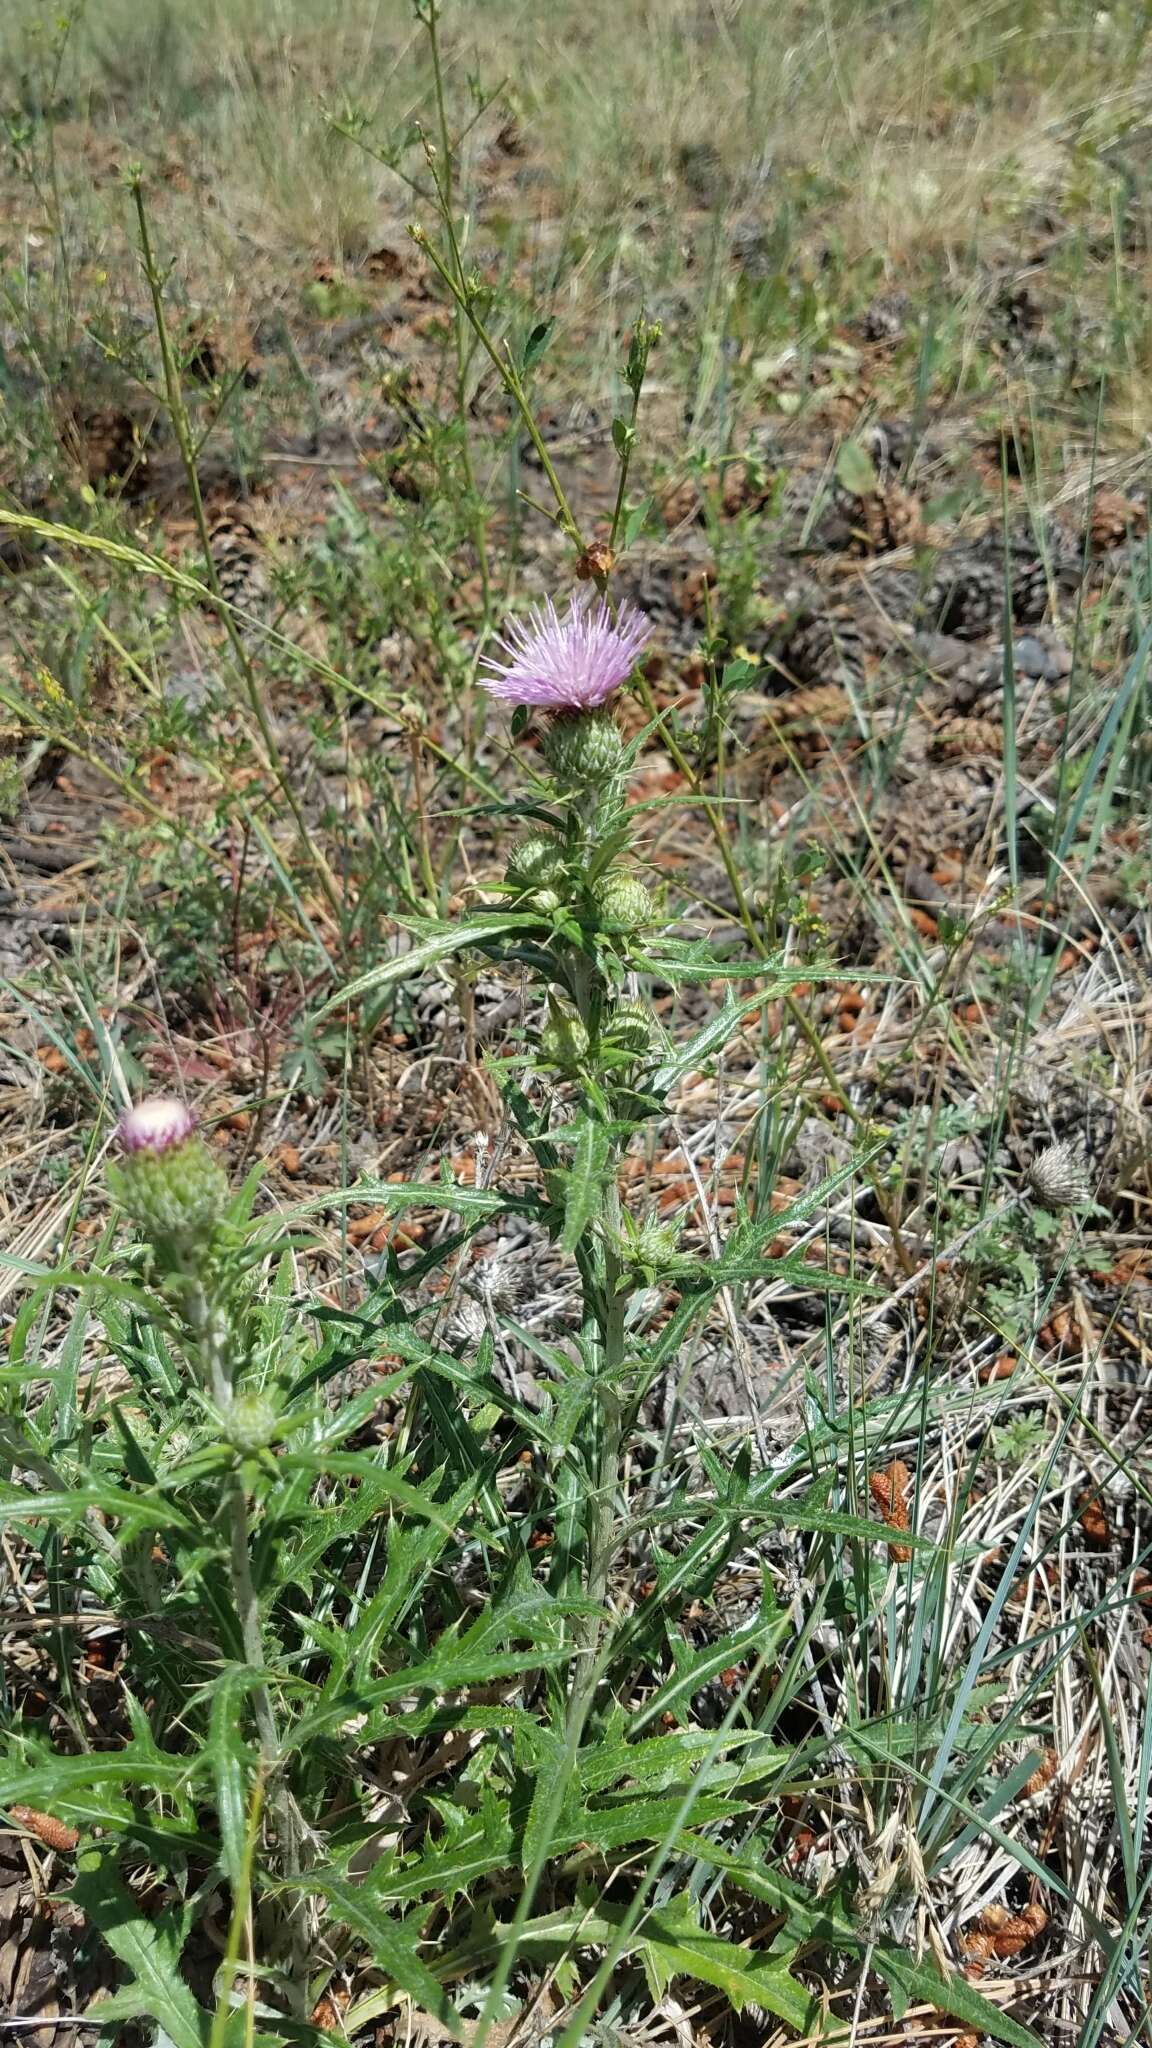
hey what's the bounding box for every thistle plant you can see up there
[0,40,1064,2048]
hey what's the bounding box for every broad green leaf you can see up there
[560,1115,612,1253]
[622,495,653,548]
[835,439,879,496]
[522,318,554,370]
[71,1846,209,2048]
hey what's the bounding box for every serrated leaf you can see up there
[637,1897,816,2030]
[580,1727,770,1796]
[368,1791,515,1904]
[0,1481,194,1535]
[291,1875,462,2037]
[277,1452,458,1528]
[285,1178,531,1223]
[71,1846,209,2048]
[560,1116,612,1253]
[0,1747,194,1810]
[835,439,879,496]
[874,1946,1044,2048]
[636,1609,789,1729]
[207,1668,257,1890]
[314,916,536,1022]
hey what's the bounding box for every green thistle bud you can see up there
[604,998,657,1057]
[618,1215,682,1274]
[592,872,655,933]
[109,1098,229,1250]
[539,1000,590,1072]
[222,1391,281,1455]
[542,710,624,789]
[505,833,567,893]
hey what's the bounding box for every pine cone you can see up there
[931,714,1002,759]
[925,549,1003,638]
[865,416,916,478]
[860,291,910,344]
[863,482,924,552]
[719,458,773,517]
[660,477,704,529]
[924,532,1068,640]
[56,402,146,489]
[207,508,268,613]
[779,607,867,685]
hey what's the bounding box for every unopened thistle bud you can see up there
[539,1001,590,1073]
[604,998,657,1056]
[1027,1140,1088,1210]
[592,872,655,934]
[222,1390,281,1456]
[109,1096,229,1249]
[505,833,567,895]
[617,1214,682,1276]
[542,709,625,788]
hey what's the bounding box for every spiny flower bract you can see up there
[480,592,652,709]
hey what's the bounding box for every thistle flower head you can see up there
[117,1096,196,1155]
[110,1096,228,1249]
[1027,1140,1088,1210]
[481,592,652,710]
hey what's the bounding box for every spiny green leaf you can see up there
[874,1945,1044,2048]
[288,1875,463,2037]
[560,1115,612,1253]
[315,915,540,1021]
[0,1748,194,1810]
[207,1668,258,1890]
[638,1894,817,2030]
[71,1846,209,2048]
[0,1480,195,1534]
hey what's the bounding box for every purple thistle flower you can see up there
[480,592,652,710]
[118,1096,196,1156]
